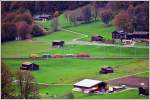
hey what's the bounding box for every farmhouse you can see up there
[20,62,39,71]
[52,40,64,47]
[91,35,104,42]
[76,16,86,24]
[33,14,50,21]
[112,31,149,42]
[112,31,128,40]
[122,39,133,45]
[132,31,149,41]
[99,66,114,74]
[73,79,107,93]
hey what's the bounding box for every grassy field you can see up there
[60,14,115,40]
[134,71,149,78]
[2,43,149,58]
[66,21,115,40]
[1,41,50,58]
[73,89,148,99]
[1,14,149,99]
[39,86,148,99]
[38,45,149,57]
[3,58,148,99]
[3,59,148,83]
[36,14,115,41]
[33,30,82,42]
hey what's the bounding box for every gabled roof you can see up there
[22,62,32,65]
[74,79,102,88]
[133,31,149,35]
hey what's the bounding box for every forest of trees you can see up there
[1,1,149,42]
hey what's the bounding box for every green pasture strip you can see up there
[2,42,149,58]
[73,89,148,99]
[134,71,149,78]
[3,58,148,99]
[32,30,82,42]
[66,21,115,40]
[35,20,52,32]
[38,45,149,57]
[3,58,148,83]
[1,40,50,58]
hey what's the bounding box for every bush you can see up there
[100,9,113,26]
[16,21,33,40]
[31,24,47,37]
[2,23,17,42]
[2,12,16,23]
[14,12,33,25]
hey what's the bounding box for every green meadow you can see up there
[1,14,149,99]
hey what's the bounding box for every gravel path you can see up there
[107,76,149,88]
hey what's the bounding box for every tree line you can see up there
[64,1,149,33]
[1,1,149,42]
[1,62,40,99]
[1,1,90,15]
[1,9,48,42]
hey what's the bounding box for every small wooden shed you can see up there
[138,83,149,96]
[91,35,104,42]
[20,62,39,71]
[52,40,64,47]
[99,66,114,74]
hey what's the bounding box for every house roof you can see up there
[22,62,32,65]
[74,79,102,88]
[133,31,149,35]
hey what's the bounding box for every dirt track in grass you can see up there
[107,76,149,88]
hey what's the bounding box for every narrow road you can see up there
[66,41,149,48]
[60,28,88,41]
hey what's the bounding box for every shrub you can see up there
[100,9,113,26]
[31,24,46,37]
[2,12,16,23]
[16,21,33,40]
[2,23,17,42]
[14,12,33,25]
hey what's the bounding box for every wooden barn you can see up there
[138,83,149,96]
[112,31,149,42]
[91,35,104,42]
[99,66,114,74]
[73,79,107,93]
[52,40,64,47]
[20,62,39,71]
[76,16,86,24]
[112,31,128,40]
[132,31,149,40]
